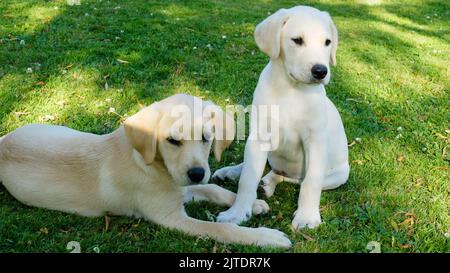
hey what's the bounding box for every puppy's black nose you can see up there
[311,64,328,80]
[187,167,205,183]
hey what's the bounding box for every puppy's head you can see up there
[124,94,235,186]
[255,6,338,85]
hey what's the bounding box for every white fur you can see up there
[213,6,349,230]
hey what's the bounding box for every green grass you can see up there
[0,0,449,253]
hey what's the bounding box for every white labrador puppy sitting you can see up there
[213,6,350,229]
[0,94,291,248]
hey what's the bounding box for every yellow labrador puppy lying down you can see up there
[0,94,291,248]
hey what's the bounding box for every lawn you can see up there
[0,0,448,253]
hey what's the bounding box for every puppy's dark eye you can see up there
[325,39,331,46]
[292,37,304,45]
[202,134,209,143]
[167,137,182,146]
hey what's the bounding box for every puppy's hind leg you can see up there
[261,171,299,198]
[322,163,349,190]
[212,163,243,181]
[261,171,283,198]
[183,184,269,215]
[137,190,291,248]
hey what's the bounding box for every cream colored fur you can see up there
[0,94,291,248]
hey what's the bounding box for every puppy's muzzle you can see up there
[187,167,205,183]
[311,64,327,80]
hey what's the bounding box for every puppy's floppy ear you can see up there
[204,103,235,161]
[124,103,162,165]
[213,110,235,162]
[254,8,289,59]
[324,12,338,66]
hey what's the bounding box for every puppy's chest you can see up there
[276,95,322,132]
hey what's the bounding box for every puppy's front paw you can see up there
[253,227,292,249]
[292,209,321,230]
[212,166,240,181]
[252,199,270,215]
[217,206,252,224]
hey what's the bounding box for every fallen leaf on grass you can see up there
[175,65,184,76]
[404,212,416,218]
[396,155,406,163]
[104,214,111,232]
[380,116,391,123]
[352,159,364,165]
[400,217,415,226]
[39,227,49,234]
[41,115,55,122]
[433,166,450,171]
[298,231,314,241]
[414,178,423,187]
[275,212,284,221]
[395,211,416,227]
[399,244,412,249]
[14,111,30,117]
[132,219,141,228]
[435,132,450,143]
